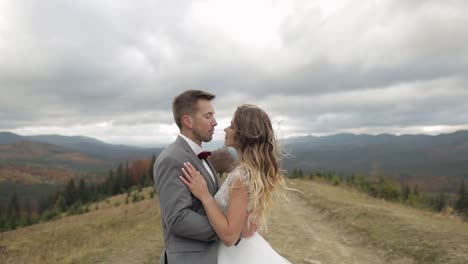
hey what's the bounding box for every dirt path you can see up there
[104,181,467,264]
[265,188,403,264]
[105,187,406,264]
[99,189,401,264]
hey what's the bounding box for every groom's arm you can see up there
[155,156,218,242]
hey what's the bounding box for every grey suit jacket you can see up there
[153,136,221,264]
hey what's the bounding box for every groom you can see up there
[153,90,221,264]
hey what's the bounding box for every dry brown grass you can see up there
[288,180,468,264]
[1,180,467,264]
[0,189,163,264]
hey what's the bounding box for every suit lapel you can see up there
[193,157,217,194]
[176,136,217,195]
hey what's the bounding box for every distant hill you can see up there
[282,131,468,190]
[0,132,162,204]
[0,132,23,144]
[0,132,162,160]
[0,141,109,184]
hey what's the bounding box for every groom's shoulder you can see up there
[163,139,185,153]
[157,140,186,162]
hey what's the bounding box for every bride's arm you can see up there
[199,181,248,246]
[180,162,248,247]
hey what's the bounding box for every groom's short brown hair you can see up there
[173,90,216,129]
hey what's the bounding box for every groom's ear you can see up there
[182,115,193,129]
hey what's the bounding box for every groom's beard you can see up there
[193,129,213,143]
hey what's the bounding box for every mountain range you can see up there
[0,132,161,160]
[0,132,162,203]
[1,130,467,197]
[280,131,468,193]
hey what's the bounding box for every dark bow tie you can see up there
[197,151,212,160]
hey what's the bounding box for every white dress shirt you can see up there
[179,134,216,183]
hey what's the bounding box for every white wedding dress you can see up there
[214,167,291,264]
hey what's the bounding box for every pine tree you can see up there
[7,192,20,229]
[24,198,33,220]
[7,192,20,219]
[149,153,156,180]
[38,194,52,214]
[0,206,4,230]
[290,169,298,178]
[402,184,411,201]
[88,183,98,202]
[143,174,152,187]
[298,170,303,178]
[309,172,316,179]
[435,192,447,212]
[115,163,124,194]
[65,179,77,206]
[55,193,67,211]
[125,161,131,190]
[455,179,468,215]
[106,169,115,195]
[78,179,87,203]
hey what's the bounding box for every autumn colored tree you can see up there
[208,147,235,176]
[130,159,151,186]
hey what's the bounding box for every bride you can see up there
[180,104,291,263]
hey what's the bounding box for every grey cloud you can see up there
[1,0,468,143]
[259,77,468,134]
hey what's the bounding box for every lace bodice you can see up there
[214,166,249,214]
[215,167,292,264]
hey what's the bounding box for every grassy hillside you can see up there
[287,180,468,264]
[0,141,111,185]
[0,189,163,264]
[1,180,467,264]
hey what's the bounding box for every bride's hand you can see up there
[180,162,211,202]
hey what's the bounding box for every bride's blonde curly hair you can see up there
[230,104,287,233]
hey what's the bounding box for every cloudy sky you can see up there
[1,0,467,147]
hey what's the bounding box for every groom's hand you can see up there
[241,220,257,238]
